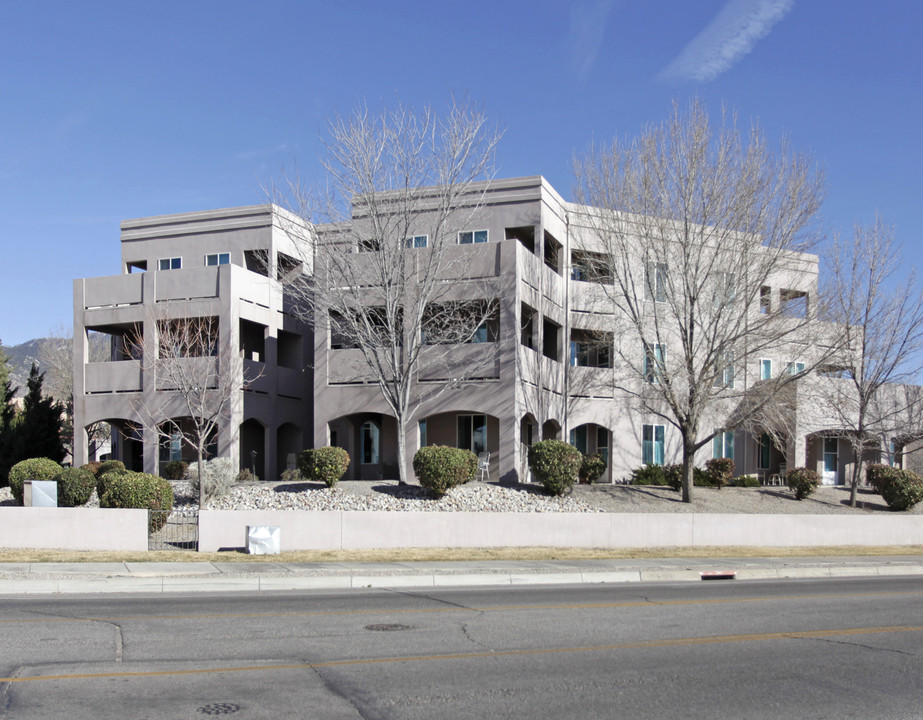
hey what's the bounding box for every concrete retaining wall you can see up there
[0,508,149,551]
[197,510,923,552]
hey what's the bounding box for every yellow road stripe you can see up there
[1,625,919,684]
[0,589,920,625]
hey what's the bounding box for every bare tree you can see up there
[276,99,503,484]
[129,309,259,506]
[39,328,109,459]
[817,216,923,506]
[573,98,828,501]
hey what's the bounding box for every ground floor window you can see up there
[597,427,609,467]
[712,430,734,460]
[458,414,487,455]
[642,424,664,465]
[758,433,771,469]
[569,425,588,455]
[419,419,427,448]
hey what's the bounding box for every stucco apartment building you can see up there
[73,176,908,486]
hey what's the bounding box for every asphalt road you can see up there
[1,577,921,719]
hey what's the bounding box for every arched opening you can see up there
[542,419,561,441]
[101,419,142,471]
[326,413,398,480]
[568,422,611,483]
[156,418,217,476]
[240,418,266,481]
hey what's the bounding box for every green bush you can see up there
[413,445,477,496]
[96,468,129,500]
[81,461,102,476]
[94,460,125,477]
[705,458,735,489]
[528,440,582,496]
[787,467,820,500]
[579,453,607,484]
[100,472,174,532]
[868,464,923,511]
[298,446,351,488]
[8,458,63,505]
[664,464,684,491]
[730,475,761,488]
[162,460,188,480]
[630,464,668,486]
[54,466,96,507]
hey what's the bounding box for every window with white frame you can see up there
[760,359,772,381]
[458,230,488,244]
[786,360,806,376]
[642,424,665,465]
[643,343,665,383]
[712,430,734,460]
[205,252,230,266]
[404,235,428,248]
[713,351,735,388]
[360,421,380,464]
[158,257,182,270]
[645,262,668,302]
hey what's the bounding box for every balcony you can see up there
[85,360,142,394]
[82,275,143,309]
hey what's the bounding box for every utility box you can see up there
[246,525,280,555]
[24,480,58,507]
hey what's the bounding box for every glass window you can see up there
[786,361,806,376]
[712,430,734,460]
[360,421,380,464]
[642,424,665,465]
[458,414,487,454]
[419,419,427,448]
[569,426,588,455]
[158,257,182,270]
[714,351,735,388]
[760,359,772,381]
[458,230,488,244]
[758,433,771,469]
[644,343,665,383]
[404,235,428,248]
[646,262,668,302]
[205,252,230,266]
[597,427,609,467]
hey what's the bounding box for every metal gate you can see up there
[149,510,199,551]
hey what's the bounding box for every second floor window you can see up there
[645,262,668,302]
[642,424,665,465]
[404,235,428,248]
[760,359,772,381]
[786,360,806,376]
[644,343,665,383]
[458,230,488,244]
[158,257,182,270]
[205,253,230,266]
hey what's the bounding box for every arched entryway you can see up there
[240,418,266,480]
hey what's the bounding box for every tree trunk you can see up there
[395,416,409,485]
[197,448,205,511]
[681,434,696,503]
[848,449,862,508]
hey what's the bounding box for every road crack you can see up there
[791,635,915,656]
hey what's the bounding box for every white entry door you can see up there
[822,437,838,485]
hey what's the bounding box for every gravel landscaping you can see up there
[1,479,916,514]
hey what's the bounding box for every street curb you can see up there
[1,564,922,596]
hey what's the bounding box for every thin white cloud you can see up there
[567,0,617,79]
[660,0,794,82]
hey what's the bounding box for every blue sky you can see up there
[1,0,920,345]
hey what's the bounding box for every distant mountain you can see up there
[2,335,109,399]
[1,338,48,395]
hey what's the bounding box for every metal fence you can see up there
[149,510,199,551]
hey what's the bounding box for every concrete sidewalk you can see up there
[1,555,922,595]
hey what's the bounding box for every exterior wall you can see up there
[0,508,148,551]
[197,509,923,552]
[73,205,313,481]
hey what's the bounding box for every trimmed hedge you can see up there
[97,468,129,501]
[579,453,607,484]
[787,467,820,500]
[298,446,351,488]
[54,466,96,507]
[730,475,761,488]
[705,458,735,489]
[867,463,923,511]
[630,464,670,486]
[162,461,188,480]
[413,445,477,496]
[100,472,174,532]
[529,440,582,496]
[94,460,125,477]
[8,458,63,505]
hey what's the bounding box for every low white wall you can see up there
[197,510,923,552]
[0,508,149,551]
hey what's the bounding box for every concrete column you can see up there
[499,413,518,484]
[72,280,89,468]
[264,422,277,482]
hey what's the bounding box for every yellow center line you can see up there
[0,589,920,625]
[1,625,919,684]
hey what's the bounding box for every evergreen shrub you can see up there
[94,460,125,477]
[867,463,923,511]
[54,466,96,507]
[100,472,174,532]
[162,461,188,480]
[528,440,582,496]
[413,445,477,496]
[705,458,735,488]
[787,467,820,500]
[96,468,129,500]
[298,447,350,488]
[630,464,669,486]
[8,457,63,505]
[578,453,607,484]
[730,475,761,488]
